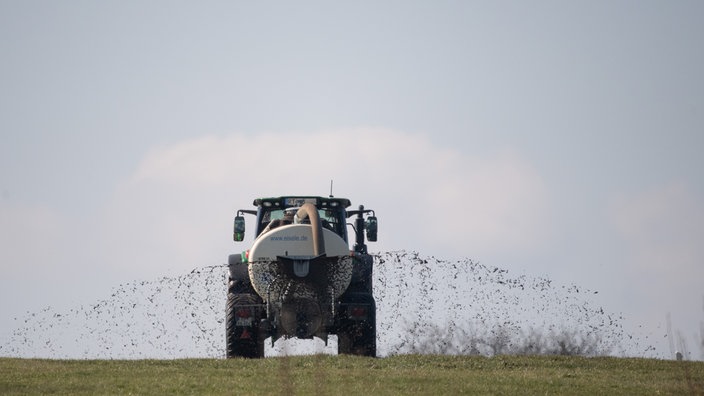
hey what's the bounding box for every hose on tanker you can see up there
[296,203,325,256]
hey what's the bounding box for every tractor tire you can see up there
[226,292,265,358]
[337,293,376,357]
[228,254,251,293]
[337,289,376,357]
[337,318,376,357]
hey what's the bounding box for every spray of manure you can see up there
[0,251,652,359]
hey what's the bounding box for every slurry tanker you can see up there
[226,196,378,358]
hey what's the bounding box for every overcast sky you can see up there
[1,1,703,358]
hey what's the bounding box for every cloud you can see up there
[0,127,553,335]
[103,128,551,273]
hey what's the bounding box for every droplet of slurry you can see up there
[0,251,651,358]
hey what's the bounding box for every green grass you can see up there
[1,355,703,395]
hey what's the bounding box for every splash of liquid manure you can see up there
[0,251,648,358]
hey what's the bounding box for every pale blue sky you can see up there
[1,1,703,358]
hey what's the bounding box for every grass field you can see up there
[1,354,703,395]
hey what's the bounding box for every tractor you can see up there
[226,196,377,358]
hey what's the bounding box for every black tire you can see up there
[337,292,376,357]
[228,254,250,292]
[337,318,376,357]
[226,292,265,358]
[349,254,374,294]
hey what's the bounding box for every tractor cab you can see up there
[234,196,352,242]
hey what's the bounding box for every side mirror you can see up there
[234,216,246,242]
[365,216,378,242]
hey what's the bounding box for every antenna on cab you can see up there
[329,180,334,197]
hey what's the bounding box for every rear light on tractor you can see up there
[235,307,254,327]
[349,306,367,320]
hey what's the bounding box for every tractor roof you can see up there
[253,196,352,209]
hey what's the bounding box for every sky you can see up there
[1,1,703,359]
